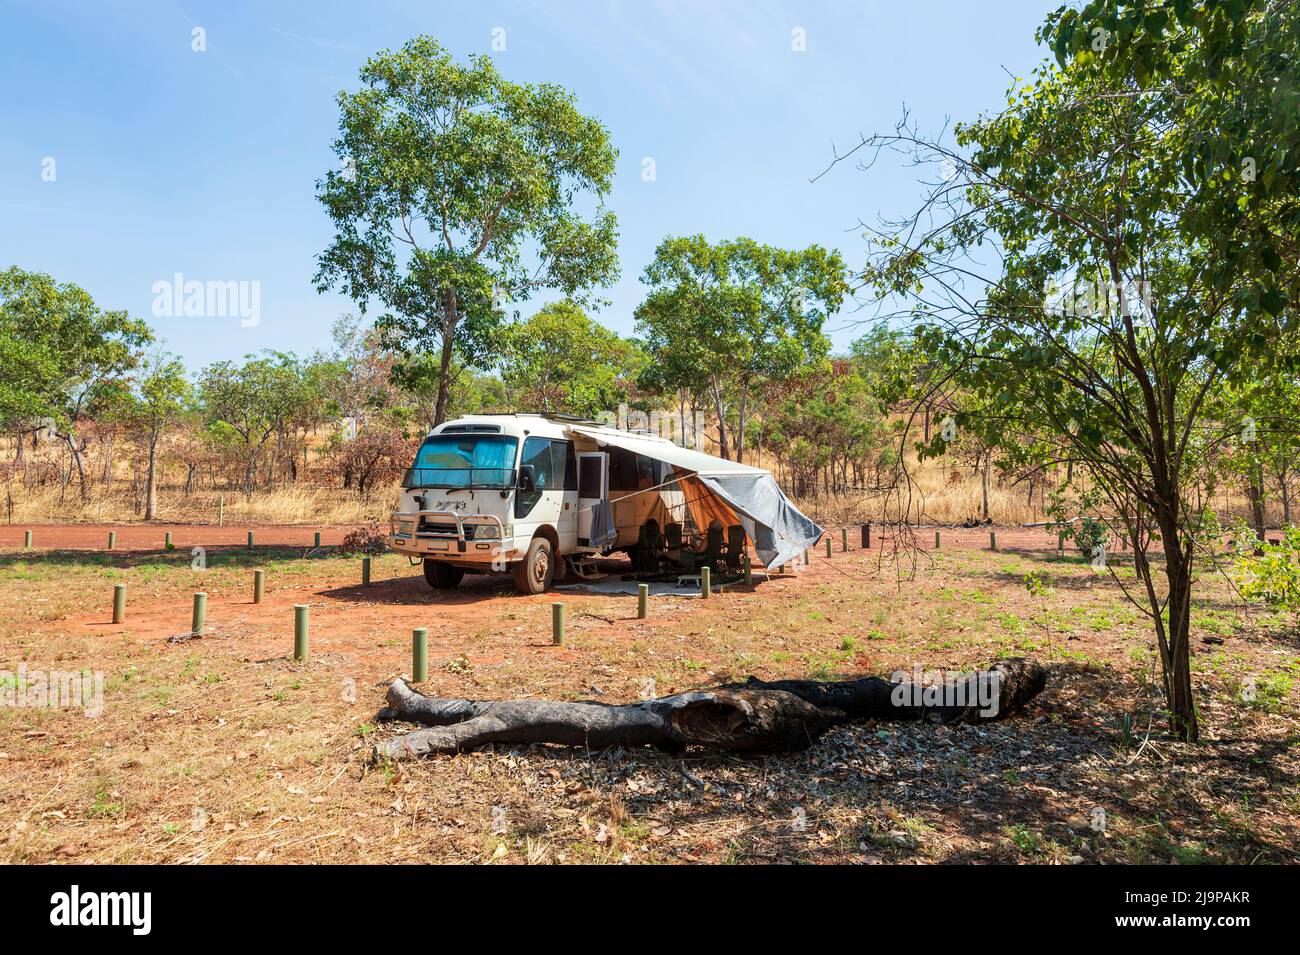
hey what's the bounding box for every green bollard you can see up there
[218,495,224,526]
[164,531,172,549]
[23,530,31,549]
[294,604,309,661]
[412,627,428,682]
[361,556,371,586]
[701,565,711,598]
[253,569,265,604]
[191,592,207,636]
[637,583,648,619]
[990,531,998,551]
[552,603,565,645]
[107,531,116,550]
[314,531,321,549]
[247,531,254,549]
[825,537,832,558]
[112,584,126,624]
[841,527,848,552]
[935,530,941,549]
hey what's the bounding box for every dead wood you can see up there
[373,658,1046,761]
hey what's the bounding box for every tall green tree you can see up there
[499,300,641,417]
[852,10,1297,741]
[635,235,847,461]
[315,36,620,427]
[128,352,192,520]
[0,266,152,497]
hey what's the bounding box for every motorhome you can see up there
[389,412,823,594]
[389,413,684,594]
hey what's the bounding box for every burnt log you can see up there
[373,658,1046,761]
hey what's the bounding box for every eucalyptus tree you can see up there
[634,235,847,461]
[844,12,1298,741]
[315,36,620,426]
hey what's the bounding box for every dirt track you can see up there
[0,521,1068,554]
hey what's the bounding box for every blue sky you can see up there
[0,0,1059,371]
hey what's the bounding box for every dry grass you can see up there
[0,528,1296,864]
[0,482,395,526]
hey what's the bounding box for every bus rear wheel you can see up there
[423,559,464,590]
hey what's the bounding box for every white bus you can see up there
[388,413,692,594]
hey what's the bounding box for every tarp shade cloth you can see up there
[569,426,823,569]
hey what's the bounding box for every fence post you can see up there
[824,537,832,558]
[841,527,848,552]
[191,593,207,637]
[294,604,309,661]
[112,584,126,624]
[412,627,428,682]
[552,603,565,645]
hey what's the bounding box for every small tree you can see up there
[315,36,620,426]
[129,353,191,520]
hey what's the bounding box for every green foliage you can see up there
[315,36,620,425]
[635,234,847,459]
[1231,524,1300,615]
[498,300,642,417]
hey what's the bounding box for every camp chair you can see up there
[634,521,664,573]
[700,521,725,572]
[724,524,746,572]
[664,522,697,571]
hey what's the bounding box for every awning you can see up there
[568,425,823,569]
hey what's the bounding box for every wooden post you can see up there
[247,531,254,549]
[841,527,848,552]
[23,530,31,549]
[361,556,371,586]
[112,584,126,624]
[701,566,711,598]
[551,603,565,645]
[294,604,309,661]
[861,522,872,548]
[824,537,832,558]
[107,531,116,550]
[253,569,265,604]
[412,627,428,682]
[637,583,648,619]
[743,554,752,586]
[989,531,998,551]
[191,593,207,636]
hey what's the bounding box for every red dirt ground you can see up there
[0,521,1064,553]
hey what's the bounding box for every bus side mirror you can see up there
[518,466,536,493]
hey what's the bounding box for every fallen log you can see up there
[373,659,1046,761]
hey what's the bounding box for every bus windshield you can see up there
[404,435,519,489]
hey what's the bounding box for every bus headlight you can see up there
[470,524,500,540]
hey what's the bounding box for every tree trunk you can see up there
[433,296,458,427]
[374,659,1046,760]
[709,375,730,460]
[1246,464,1267,548]
[144,434,158,521]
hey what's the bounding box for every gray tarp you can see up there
[697,473,823,569]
